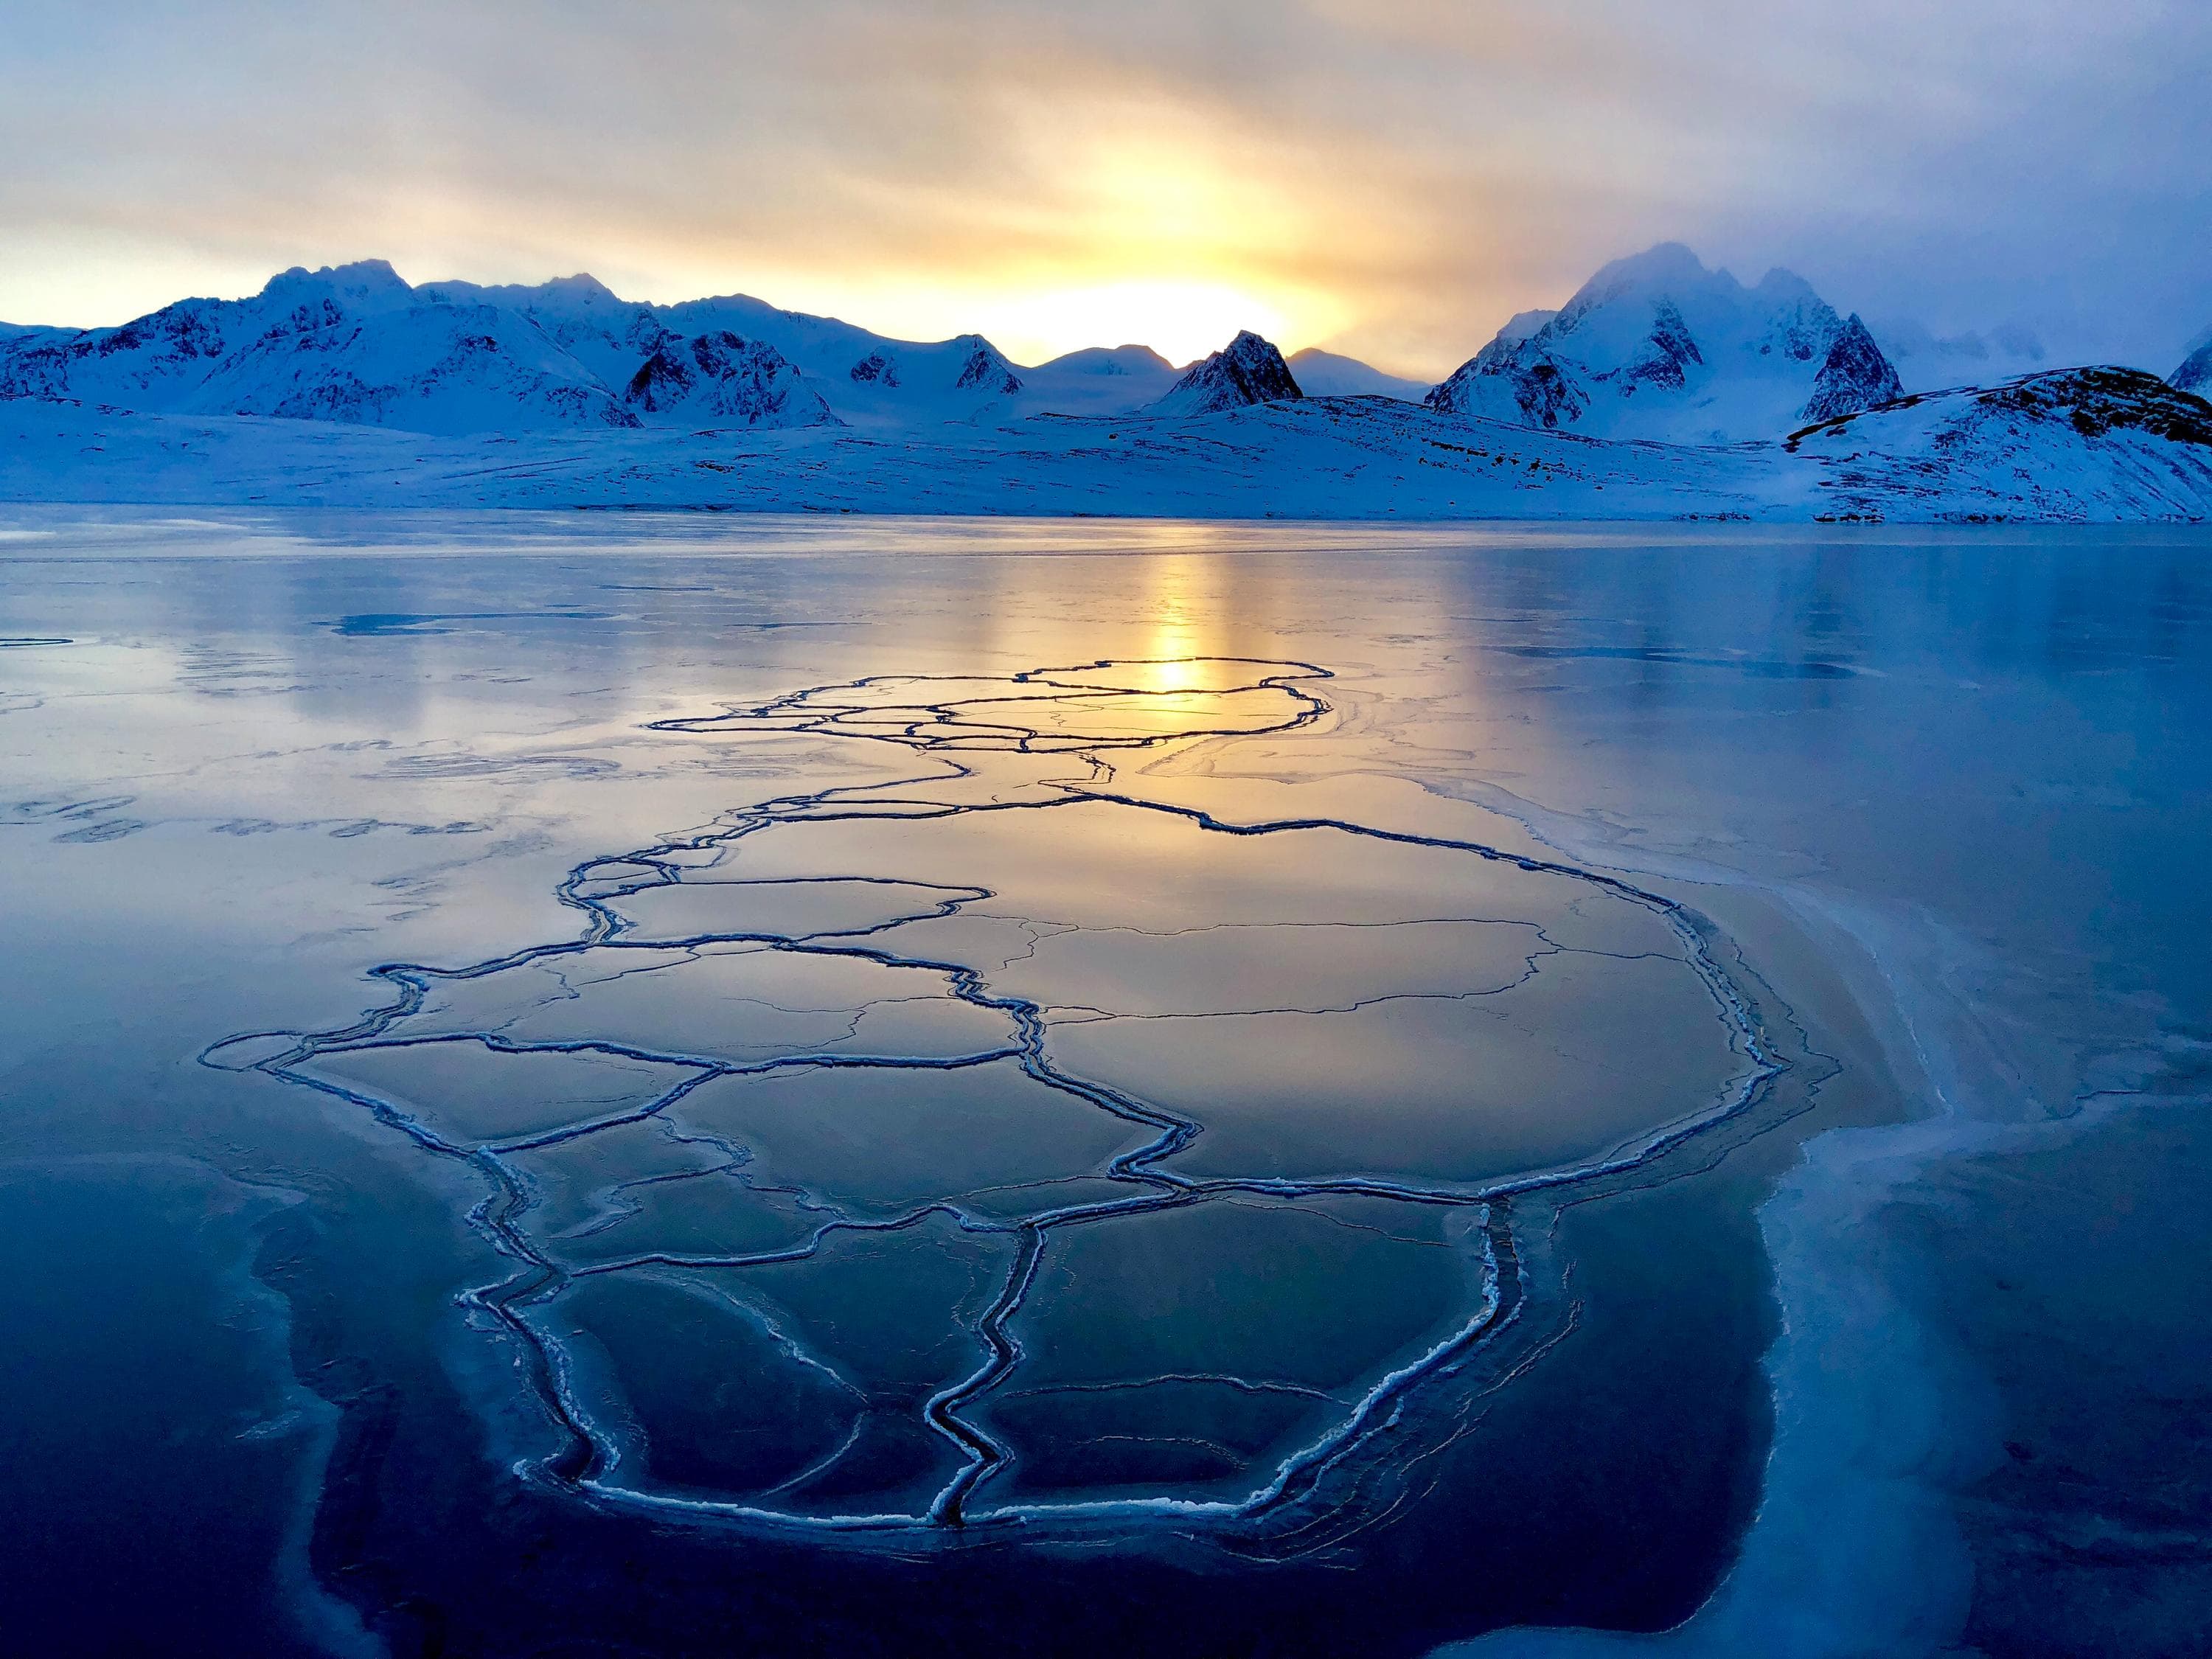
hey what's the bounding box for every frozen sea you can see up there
[1,511,2208,1658]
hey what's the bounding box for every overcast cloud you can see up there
[1,0,2206,373]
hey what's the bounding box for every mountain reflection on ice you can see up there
[205,658,1771,1537]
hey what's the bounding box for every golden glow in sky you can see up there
[793,279,1323,370]
[978,280,1293,371]
[1,4,2200,372]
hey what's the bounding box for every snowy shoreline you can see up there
[8,372,2212,524]
[1416,793,2046,1657]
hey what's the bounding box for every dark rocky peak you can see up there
[952,335,1023,394]
[1800,314,1905,423]
[1151,331,1303,415]
[1216,330,1303,397]
[1623,300,1703,390]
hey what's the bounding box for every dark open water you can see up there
[2,512,2207,1658]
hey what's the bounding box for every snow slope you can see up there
[7,366,2205,522]
[419,272,669,389]
[1427,243,1903,445]
[2172,340,2212,395]
[0,393,1758,518]
[1288,349,1428,401]
[1782,368,2212,521]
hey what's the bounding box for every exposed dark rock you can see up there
[1979,366,2212,446]
[1787,366,2212,453]
[1426,243,1891,442]
[1150,330,1303,415]
[951,337,1023,395]
[849,352,900,388]
[624,331,838,427]
[1427,347,1593,428]
[1799,314,1905,423]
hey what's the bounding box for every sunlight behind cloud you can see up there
[987,280,1289,369]
[0,1,2205,367]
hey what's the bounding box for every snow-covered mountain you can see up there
[1785,367,2212,520]
[4,264,1370,434]
[1022,345,1180,413]
[1150,331,1303,415]
[0,261,641,434]
[1286,349,1427,401]
[0,323,75,353]
[1426,243,1903,444]
[420,272,668,389]
[655,298,1189,428]
[2173,337,2212,395]
[1869,317,2048,394]
[621,331,840,428]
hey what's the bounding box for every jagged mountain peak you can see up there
[260,260,414,310]
[0,260,1398,436]
[540,273,619,300]
[1582,240,1714,294]
[1428,243,1897,444]
[1801,314,1905,423]
[950,335,1023,394]
[1149,331,1303,417]
[1751,267,1823,304]
[1494,308,1558,345]
[622,330,840,429]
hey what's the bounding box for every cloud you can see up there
[1,1,2206,372]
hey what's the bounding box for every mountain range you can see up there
[1424,243,1903,444]
[0,260,1206,437]
[0,244,1910,445]
[4,246,2210,521]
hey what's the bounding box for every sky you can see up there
[2,1,2208,376]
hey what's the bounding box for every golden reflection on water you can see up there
[1142,554,1211,689]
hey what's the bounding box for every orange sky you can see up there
[3,1,2207,373]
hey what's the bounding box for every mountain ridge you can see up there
[1,262,1404,435]
[1150,331,1304,415]
[1426,243,1906,445]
